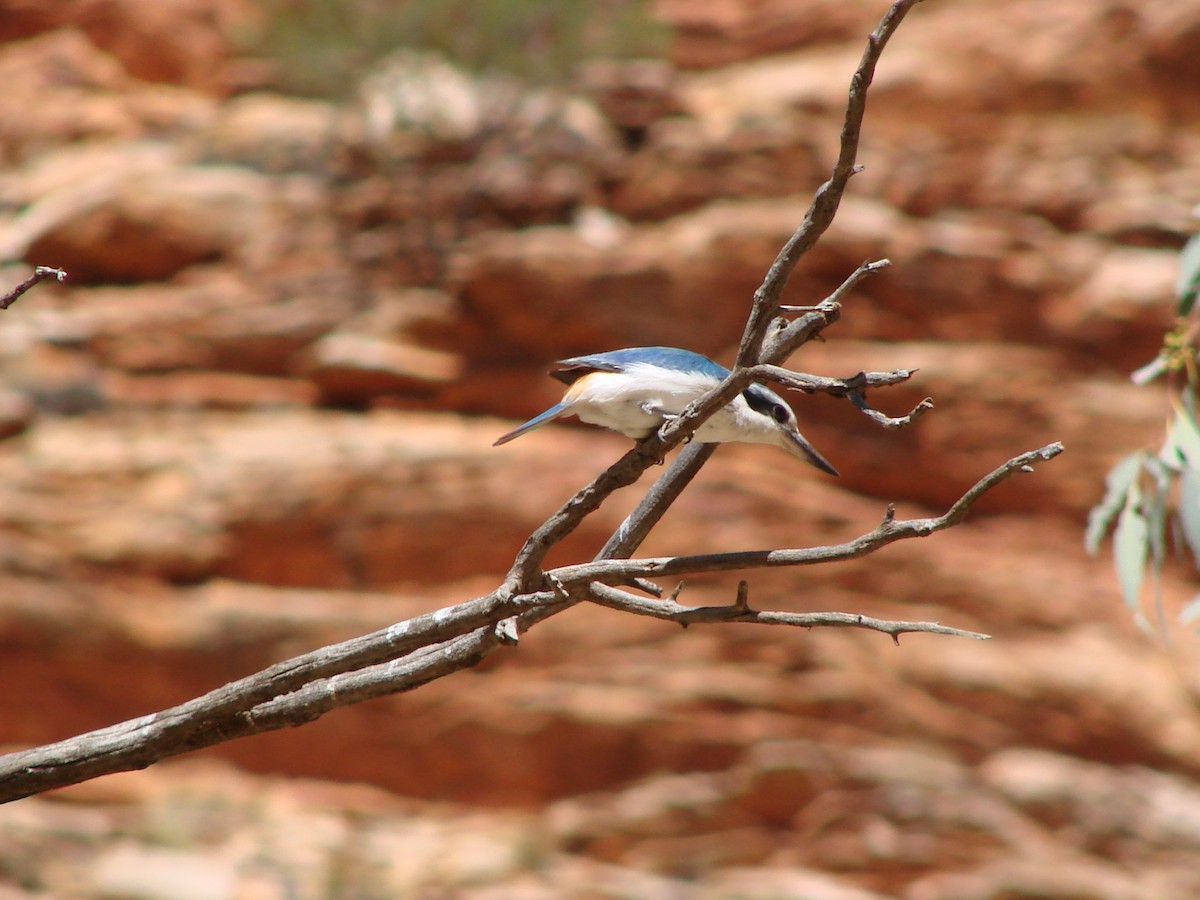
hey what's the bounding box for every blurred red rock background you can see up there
[1,0,1199,896]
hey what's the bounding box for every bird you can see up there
[492,346,838,476]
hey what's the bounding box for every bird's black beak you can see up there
[782,428,839,476]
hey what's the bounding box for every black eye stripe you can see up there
[742,384,790,423]
[742,387,770,415]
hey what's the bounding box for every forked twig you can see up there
[0,0,1064,806]
[588,584,990,644]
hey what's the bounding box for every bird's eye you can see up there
[771,404,790,424]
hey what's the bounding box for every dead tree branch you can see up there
[521,0,925,576]
[0,442,1050,801]
[550,444,1064,588]
[587,584,991,644]
[0,0,1061,805]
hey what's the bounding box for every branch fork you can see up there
[0,0,1067,804]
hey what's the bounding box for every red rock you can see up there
[1044,245,1180,368]
[0,30,216,161]
[304,333,461,404]
[453,200,822,365]
[56,0,255,91]
[580,58,683,131]
[658,0,883,70]
[199,93,345,173]
[103,370,317,410]
[0,389,34,438]
[19,165,278,284]
[0,1,1197,894]
[46,269,358,375]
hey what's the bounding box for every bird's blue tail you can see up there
[492,403,570,446]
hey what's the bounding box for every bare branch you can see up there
[503,439,685,590]
[549,444,1065,587]
[0,591,557,802]
[765,258,891,359]
[0,266,66,310]
[0,441,1057,802]
[597,260,894,563]
[0,0,1049,807]
[607,13,913,560]
[852,394,935,429]
[593,443,717,562]
[736,0,924,366]
[749,364,934,429]
[780,260,892,314]
[752,365,917,395]
[240,627,505,730]
[535,0,923,577]
[588,584,991,643]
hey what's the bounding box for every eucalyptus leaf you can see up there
[1159,430,1182,470]
[1172,405,1200,466]
[1181,464,1200,571]
[1086,452,1144,554]
[1113,483,1149,611]
[1143,472,1167,567]
[1176,231,1200,316]
[1144,452,1173,491]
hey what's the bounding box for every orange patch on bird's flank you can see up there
[564,372,600,403]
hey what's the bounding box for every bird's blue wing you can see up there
[551,347,729,385]
[493,402,571,446]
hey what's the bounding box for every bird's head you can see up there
[741,383,839,476]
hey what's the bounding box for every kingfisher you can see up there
[493,346,838,475]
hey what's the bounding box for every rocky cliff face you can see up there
[1,0,1199,897]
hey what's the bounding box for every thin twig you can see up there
[549,444,1065,587]
[736,1,922,366]
[519,1,921,581]
[780,259,892,313]
[0,439,1056,802]
[0,267,66,310]
[588,584,990,643]
[751,365,917,396]
[764,258,891,360]
[748,364,934,428]
[0,0,1039,807]
[0,591,558,802]
[852,395,935,429]
[605,51,907,563]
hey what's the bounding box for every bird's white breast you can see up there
[563,365,749,441]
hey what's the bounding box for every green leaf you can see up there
[1086,452,1144,554]
[1140,470,1170,636]
[1160,427,1182,471]
[1114,482,1149,611]
[1177,232,1200,316]
[1143,462,1168,567]
[1172,404,1200,466]
[1181,464,1200,571]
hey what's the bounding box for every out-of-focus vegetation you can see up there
[245,0,668,97]
[1088,225,1200,636]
